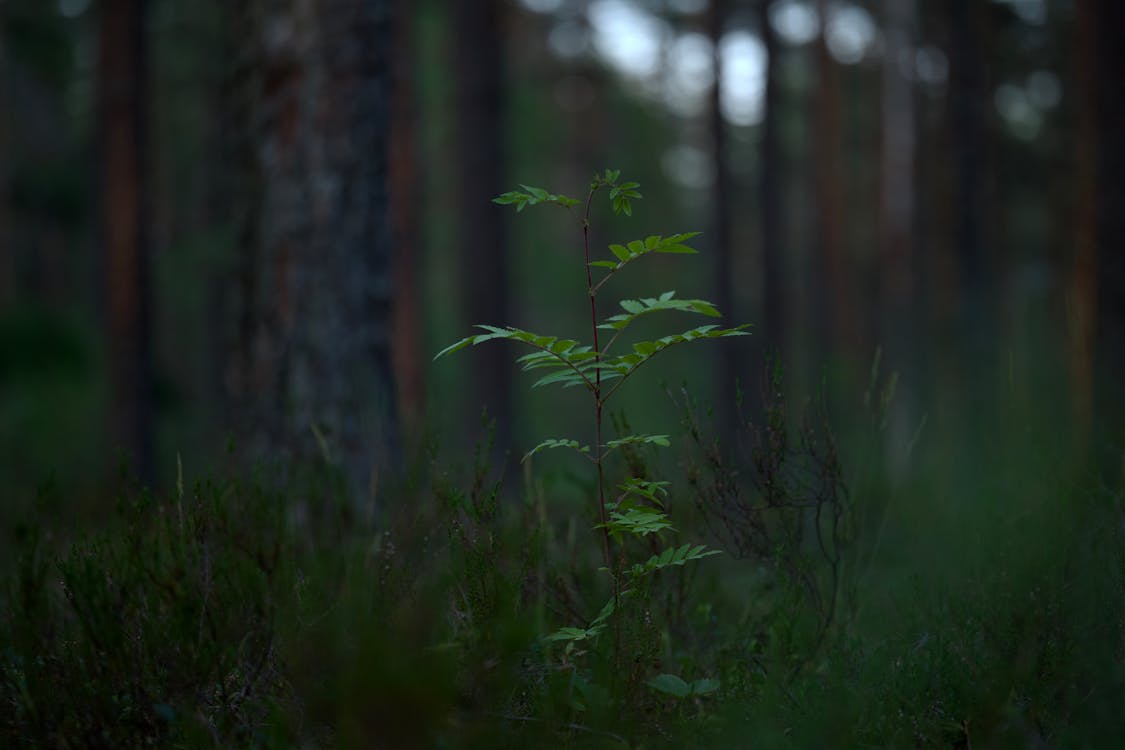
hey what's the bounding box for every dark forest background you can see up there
[1,0,1124,746]
[1,0,1122,502]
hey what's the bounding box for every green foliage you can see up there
[439,172,739,679]
[0,474,294,747]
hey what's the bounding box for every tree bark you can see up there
[947,0,989,368]
[390,0,425,446]
[228,0,399,506]
[878,0,917,367]
[812,0,854,362]
[1068,0,1098,444]
[757,0,785,365]
[1094,0,1125,446]
[0,12,9,306]
[453,0,512,455]
[99,0,154,482]
[708,0,738,435]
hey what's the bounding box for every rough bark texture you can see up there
[453,0,512,454]
[100,0,154,481]
[228,0,398,506]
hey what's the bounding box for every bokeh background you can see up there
[1,0,1122,511]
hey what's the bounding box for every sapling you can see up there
[437,170,747,681]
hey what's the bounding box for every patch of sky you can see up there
[720,31,767,126]
[589,0,669,79]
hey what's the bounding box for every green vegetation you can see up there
[2,174,1122,749]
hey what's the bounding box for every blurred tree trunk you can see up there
[757,0,785,366]
[878,0,916,344]
[812,0,854,364]
[227,0,399,506]
[390,0,425,446]
[878,0,918,475]
[708,0,738,437]
[1068,0,1098,444]
[0,13,9,307]
[99,0,153,481]
[453,0,512,454]
[947,0,990,378]
[1094,0,1125,445]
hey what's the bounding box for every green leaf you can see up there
[600,508,675,537]
[691,678,721,695]
[629,542,722,578]
[647,674,691,698]
[594,233,702,279]
[493,191,525,205]
[597,293,729,335]
[605,434,671,450]
[521,184,550,201]
[543,626,597,643]
[589,260,618,269]
[617,477,670,505]
[523,438,590,462]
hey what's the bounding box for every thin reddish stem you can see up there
[583,187,612,574]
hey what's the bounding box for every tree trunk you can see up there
[947,0,989,372]
[1068,0,1098,445]
[453,0,512,455]
[0,13,9,306]
[99,0,153,482]
[812,0,854,363]
[390,0,424,446]
[708,0,738,435]
[878,0,918,476]
[878,0,916,344]
[757,0,785,365]
[1094,0,1125,448]
[228,0,399,506]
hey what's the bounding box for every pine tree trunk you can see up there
[758,0,785,365]
[453,0,512,454]
[812,0,854,363]
[99,0,153,481]
[1068,0,1098,445]
[708,0,739,436]
[228,0,399,506]
[390,0,425,446]
[1094,0,1125,445]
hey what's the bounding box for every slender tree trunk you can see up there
[390,0,425,446]
[812,0,854,363]
[99,0,154,481]
[708,0,738,435]
[757,0,785,365]
[229,0,399,506]
[1094,0,1125,449]
[878,0,916,342]
[948,0,989,375]
[453,0,512,455]
[878,0,918,475]
[1068,0,1098,445]
[0,15,10,307]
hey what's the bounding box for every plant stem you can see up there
[583,186,612,576]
